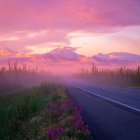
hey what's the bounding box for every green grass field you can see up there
[0,83,93,140]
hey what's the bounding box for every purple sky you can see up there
[0,0,140,56]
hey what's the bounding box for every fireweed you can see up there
[0,84,93,140]
[47,96,91,140]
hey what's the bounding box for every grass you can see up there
[0,83,93,140]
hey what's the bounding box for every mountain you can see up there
[95,52,140,61]
[1,47,140,67]
[92,52,140,66]
[41,47,84,61]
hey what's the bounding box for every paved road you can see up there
[65,78,140,140]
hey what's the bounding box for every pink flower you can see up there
[48,127,65,138]
[60,103,69,111]
[49,101,58,109]
[68,99,74,105]
[82,125,89,134]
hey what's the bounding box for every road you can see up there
[65,78,140,140]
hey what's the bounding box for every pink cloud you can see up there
[0,0,140,33]
[0,0,140,55]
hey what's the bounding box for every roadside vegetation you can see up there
[78,64,140,87]
[0,83,93,140]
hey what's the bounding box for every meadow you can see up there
[0,83,93,140]
[78,64,140,87]
[0,62,93,140]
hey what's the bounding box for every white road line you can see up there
[71,84,140,113]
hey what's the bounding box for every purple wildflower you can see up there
[48,127,65,139]
[49,101,58,110]
[82,124,89,134]
[60,103,70,111]
[68,99,74,105]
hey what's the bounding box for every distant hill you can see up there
[95,52,140,61]
[92,52,140,66]
[0,48,140,67]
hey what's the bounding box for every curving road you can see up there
[65,78,140,140]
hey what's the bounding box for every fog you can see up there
[0,61,140,94]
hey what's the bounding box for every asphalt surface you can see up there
[65,79,140,140]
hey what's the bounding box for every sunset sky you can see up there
[0,0,140,56]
